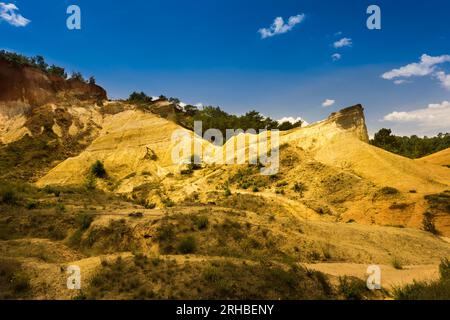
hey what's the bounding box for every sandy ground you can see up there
[304,263,439,289]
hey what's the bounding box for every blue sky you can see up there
[1,0,450,136]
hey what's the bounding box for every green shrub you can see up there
[90,161,107,179]
[55,202,66,213]
[423,211,438,235]
[338,276,369,300]
[156,224,175,242]
[42,185,61,197]
[128,91,154,103]
[439,258,450,280]
[380,187,400,195]
[0,186,18,205]
[0,259,31,297]
[128,212,144,218]
[389,202,410,210]
[133,253,148,269]
[194,216,209,230]
[84,174,96,190]
[276,181,288,188]
[75,213,94,230]
[144,202,156,209]
[391,257,404,270]
[177,236,197,254]
[11,273,31,293]
[137,198,156,209]
[425,192,450,213]
[293,182,308,196]
[72,292,87,300]
[180,168,193,175]
[266,267,297,289]
[202,266,221,283]
[161,198,174,208]
[26,201,39,210]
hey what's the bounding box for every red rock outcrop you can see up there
[0,57,106,111]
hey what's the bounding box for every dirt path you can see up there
[304,263,439,289]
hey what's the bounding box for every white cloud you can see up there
[333,37,352,48]
[194,103,203,109]
[0,3,30,27]
[382,54,450,80]
[258,14,305,39]
[393,79,409,85]
[436,71,450,90]
[277,116,308,126]
[383,101,450,132]
[322,99,335,107]
[331,53,341,61]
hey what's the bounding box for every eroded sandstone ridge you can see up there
[328,104,369,143]
[0,56,107,144]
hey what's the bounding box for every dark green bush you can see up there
[42,185,61,197]
[338,276,369,300]
[423,211,438,235]
[0,259,31,298]
[389,202,410,210]
[156,224,175,242]
[380,187,400,195]
[439,258,450,280]
[425,192,450,213]
[0,186,18,205]
[128,91,153,104]
[11,273,31,293]
[55,202,66,213]
[75,213,94,230]
[194,216,209,230]
[293,182,308,196]
[161,198,174,208]
[144,202,156,209]
[177,236,197,254]
[90,161,107,179]
[26,201,39,210]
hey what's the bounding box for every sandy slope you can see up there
[304,263,440,290]
[417,148,450,167]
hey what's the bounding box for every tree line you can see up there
[0,50,95,85]
[127,91,303,134]
[370,128,450,159]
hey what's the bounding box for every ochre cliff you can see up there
[0,57,106,110]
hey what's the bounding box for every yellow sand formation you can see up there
[33,103,450,235]
[417,148,450,167]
